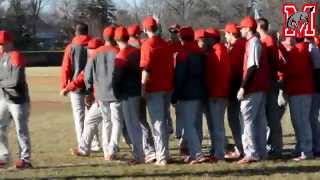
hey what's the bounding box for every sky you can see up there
[0,0,143,15]
[43,0,142,13]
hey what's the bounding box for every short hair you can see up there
[104,36,117,46]
[145,25,158,33]
[257,18,269,31]
[75,23,89,35]
[116,36,129,43]
[231,32,241,38]
[249,27,257,34]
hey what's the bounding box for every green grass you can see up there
[0,67,320,179]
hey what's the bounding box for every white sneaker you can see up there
[91,146,101,152]
[155,160,167,166]
[293,153,313,162]
[145,153,156,163]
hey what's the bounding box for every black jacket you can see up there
[112,46,141,100]
[172,42,207,103]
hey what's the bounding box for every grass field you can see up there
[0,67,320,179]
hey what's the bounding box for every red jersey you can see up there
[140,36,174,93]
[206,43,231,97]
[281,42,315,96]
[242,36,270,94]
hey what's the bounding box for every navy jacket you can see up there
[172,41,207,103]
[113,46,141,100]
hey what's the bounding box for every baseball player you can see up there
[0,31,32,169]
[113,26,157,164]
[237,16,271,164]
[128,24,142,48]
[72,26,123,161]
[62,38,104,154]
[60,23,91,147]
[167,24,190,155]
[171,26,208,164]
[278,36,315,161]
[194,28,212,141]
[140,16,174,166]
[257,18,286,158]
[168,24,182,54]
[127,24,156,163]
[205,28,231,161]
[306,37,320,157]
[224,22,246,159]
[195,29,208,50]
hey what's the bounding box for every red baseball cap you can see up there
[0,31,12,44]
[142,16,157,30]
[224,22,240,34]
[240,16,257,29]
[128,24,141,36]
[179,26,194,39]
[88,38,104,49]
[194,29,207,40]
[103,26,115,38]
[114,26,129,40]
[206,28,220,38]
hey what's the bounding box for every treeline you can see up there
[0,0,318,50]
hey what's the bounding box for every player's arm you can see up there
[84,56,95,93]
[65,71,85,92]
[60,45,72,90]
[241,40,261,89]
[140,44,152,86]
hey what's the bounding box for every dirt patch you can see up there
[27,76,59,86]
[31,101,70,113]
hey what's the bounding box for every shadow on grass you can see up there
[9,164,320,179]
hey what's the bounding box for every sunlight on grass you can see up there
[0,67,319,179]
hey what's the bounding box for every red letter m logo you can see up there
[282,3,317,37]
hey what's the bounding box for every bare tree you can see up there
[76,0,117,37]
[164,0,194,24]
[55,0,78,38]
[28,0,47,36]
[116,9,135,26]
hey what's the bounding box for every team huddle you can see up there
[0,15,320,169]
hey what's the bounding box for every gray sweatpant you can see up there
[207,98,227,160]
[99,101,123,155]
[176,102,203,149]
[70,92,86,146]
[310,94,320,153]
[176,100,203,159]
[240,92,267,160]
[145,91,171,162]
[266,80,285,154]
[79,101,123,156]
[0,99,31,162]
[79,102,102,154]
[227,99,243,154]
[122,96,154,162]
[138,99,155,157]
[289,95,313,157]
